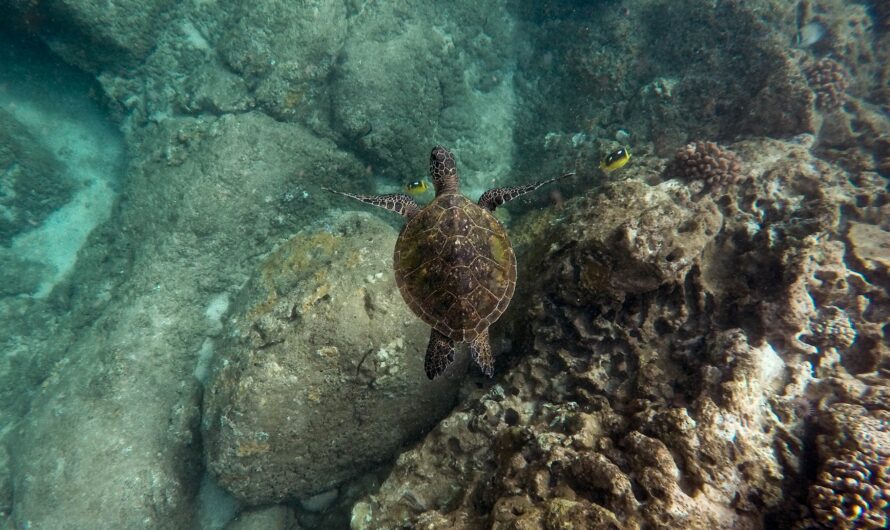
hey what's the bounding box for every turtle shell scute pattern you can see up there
[394,194,516,342]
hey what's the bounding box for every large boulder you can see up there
[202,212,461,505]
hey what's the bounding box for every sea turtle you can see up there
[326,146,571,379]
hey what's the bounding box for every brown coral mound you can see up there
[671,141,743,188]
[804,58,849,111]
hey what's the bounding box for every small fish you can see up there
[600,146,631,172]
[405,179,430,195]
[797,22,826,48]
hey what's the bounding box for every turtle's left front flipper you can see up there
[323,187,420,218]
[478,172,574,212]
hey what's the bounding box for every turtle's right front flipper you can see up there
[323,187,420,218]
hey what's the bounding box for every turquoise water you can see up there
[0,1,888,529]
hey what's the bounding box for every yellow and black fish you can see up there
[405,179,430,196]
[600,146,632,172]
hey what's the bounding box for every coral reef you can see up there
[348,137,888,529]
[1,0,888,528]
[668,141,743,189]
[802,379,890,530]
[804,58,850,111]
[811,450,888,529]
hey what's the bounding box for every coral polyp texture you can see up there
[670,141,743,188]
[804,57,850,111]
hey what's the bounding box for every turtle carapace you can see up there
[324,146,572,379]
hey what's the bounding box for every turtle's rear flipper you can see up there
[477,172,574,212]
[322,188,420,218]
[425,329,455,379]
[469,329,494,377]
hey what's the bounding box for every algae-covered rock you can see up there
[207,0,348,121]
[546,178,722,299]
[0,251,51,296]
[202,212,461,504]
[6,112,346,530]
[328,1,518,190]
[0,109,77,245]
[4,0,175,69]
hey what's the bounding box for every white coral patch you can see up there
[205,293,230,324]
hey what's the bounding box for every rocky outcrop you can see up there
[202,212,461,505]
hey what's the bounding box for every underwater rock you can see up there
[739,54,818,138]
[348,137,888,529]
[4,0,175,70]
[330,19,444,178]
[205,0,347,122]
[0,444,9,522]
[225,505,298,530]
[847,222,890,276]
[0,109,77,245]
[202,212,461,505]
[6,112,350,529]
[328,2,517,189]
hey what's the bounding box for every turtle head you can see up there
[429,146,459,194]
